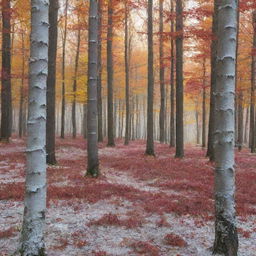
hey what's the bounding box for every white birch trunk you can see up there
[213,1,238,255]
[20,0,49,255]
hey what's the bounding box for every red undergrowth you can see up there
[164,233,187,247]
[88,213,143,229]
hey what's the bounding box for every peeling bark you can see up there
[213,1,238,255]
[20,0,49,255]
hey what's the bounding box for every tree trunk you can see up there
[159,0,165,143]
[145,0,155,155]
[202,57,206,148]
[213,1,238,254]
[19,32,25,138]
[46,0,58,165]
[124,2,130,145]
[86,0,99,177]
[175,0,184,158]
[107,0,115,146]
[1,0,12,142]
[60,0,68,139]
[83,104,87,139]
[72,21,81,139]
[20,1,48,254]
[97,0,103,142]
[237,91,243,151]
[244,106,249,145]
[250,11,256,153]
[170,0,175,147]
[207,0,219,161]
[195,109,200,145]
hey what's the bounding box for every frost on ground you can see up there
[0,137,255,256]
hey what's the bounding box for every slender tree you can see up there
[20,0,49,254]
[97,0,103,142]
[207,0,219,161]
[87,0,99,177]
[107,0,115,146]
[237,91,243,151]
[170,0,175,148]
[46,0,58,165]
[60,0,68,139]
[72,16,81,139]
[202,57,206,148]
[124,1,130,145]
[1,0,12,142]
[175,0,184,158]
[213,0,238,254]
[250,11,256,153]
[19,32,26,138]
[145,0,155,156]
[159,0,165,143]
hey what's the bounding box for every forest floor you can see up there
[0,137,256,256]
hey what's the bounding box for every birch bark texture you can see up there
[86,0,99,177]
[20,0,49,255]
[213,0,238,254]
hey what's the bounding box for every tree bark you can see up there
[175,0,184,158]
[124,2,130,145]
[213,1,238,254]
[83,103,87,139]
[72,20,81,139]
[145,0,155,156]
[46,0,58,165]
[1,0,12,142]
[60,0,68,139]
[107,0,115,146]
[159,0,165,143]
[19,32,25,138]
[237,91,243,151]
[207,0,219,161]
[244,106,249,145]
[86,0,99,177]
[202,57,206,148]
[20,0,48,254]
[250,11,256,153]
[97,0,103,142]
[170,0,175,147]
